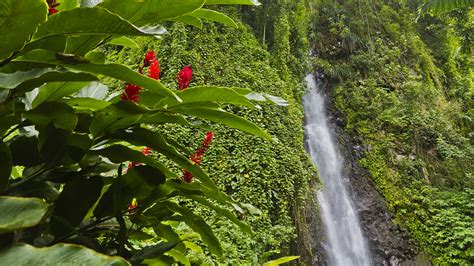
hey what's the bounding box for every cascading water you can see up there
[304,74,372,265]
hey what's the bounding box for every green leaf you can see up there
[205,0,261,5]
[170,106,273,140]
[158,86,256,109]
[89,101,150,136]
[24,102,78,130]
[164,202,223,257]
[32,82,90,108]
[0,141,12,191]
[0,196,48,233]
[116,128,218,190]
[64,97,111,112]
[94,166,166,218]
[0,68,52,90]
[0,243,129,265]
[91,145,177,178]
[14,50,180,101]
[263,256,300,266]
[190,9,238,28]
[108,37,139,49]
[0,0,48,60]
[57,0,79,10]
[188,195,252,235]
[130,242,178,264]
[170,16,203,29]
[98,0,206,26]
[32,7,167,42]
[50,176,104,237]
[76,81,108,100]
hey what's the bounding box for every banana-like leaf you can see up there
[0,243,129,265]
[263,256,300,266]
[0,196,48,233]
[14,50,179,101]
[0,0,48,60]
[190,9,238,28]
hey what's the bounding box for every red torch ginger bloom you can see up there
[144,51,156,67]
[182,131,214,183]
[47,0,60,15]
[148,59,160,80]
[121,84,142,103]
[178,65,193,90]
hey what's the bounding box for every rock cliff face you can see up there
[306,80,420,265]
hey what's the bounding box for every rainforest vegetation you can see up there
[0,0,472,265]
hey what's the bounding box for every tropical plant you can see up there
[0,0,297,264]
[420,0,474,14]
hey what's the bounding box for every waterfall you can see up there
[303,74,372,265]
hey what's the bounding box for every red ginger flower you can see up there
[144,51,156,67]
[128,198,138,213]
[121,84,142,102]
[178,65,193,90]
[148,59,160,80]
[182,131,213,183]
[47,0,60,15]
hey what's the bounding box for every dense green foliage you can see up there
[310,0,473,263]
[0,0,309,265]
[104,6,318,262]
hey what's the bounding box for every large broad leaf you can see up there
[50,176,104,238]
[64,97,111,112]
[163,202,223,257]
[0,68,52,90]
[14,50,179,101]
[0,0,47,60]
[263,256,300,266]
[32,82,90,108]
[0,243,129,265]
[108,37,139,49]
[11,69,98,96]
[98,0,205,26]
[89,101,151,136]
[0,196,48,233]
[130,242,178,264]
[189,9,238,28]
[0,141,12,191]
[169,106,273,140]
[76,81,108,100]
[157,86,256,109]
[24,102,78,130]
[186,195,252,235]
[32,7,167,42]
[94,166,166,218]
[205,0,261,5]
[91,145,177,178]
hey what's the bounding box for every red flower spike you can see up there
[142,147,152,156]
[148,59,160,80]
[128,198,138,213]
[178,65,193,90]
[121,84,142,102]
[144,51,156,67]
[181,131,214,183]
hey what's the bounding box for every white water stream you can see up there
[304,74,372,265]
